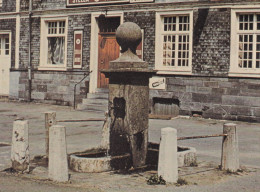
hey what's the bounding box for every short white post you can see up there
[48,125,69,182]
[158,127,178,183]
[100,111,110,149]
[221,123,239,172]
[44,111,57,159]
[11,120,30,173]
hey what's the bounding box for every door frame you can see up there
[89,11,123,93]
[0,31,11,96]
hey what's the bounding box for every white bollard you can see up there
[221,123,239,172]
[158,127,178,183]
[48,125,69,182]
[11,120,29,173]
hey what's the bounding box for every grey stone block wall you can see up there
[18,71,89,106]
[151,77,260,122]
[0,18,16,68]
[9,71,21,99]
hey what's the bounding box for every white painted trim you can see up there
[39,17,68,71]
[229,72,260,78]
[38,66,67,71]
[155,10,193,75]
[0,31,11,95]
[15,15,20,69]
[156,70,192,75]
[89,11,123,93]
[16,0,20,12]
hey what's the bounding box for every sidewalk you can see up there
[0,100,259,191]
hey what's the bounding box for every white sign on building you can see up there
[149,77,166,90]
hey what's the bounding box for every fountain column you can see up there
[102,22,155,168]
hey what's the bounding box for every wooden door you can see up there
[0,34,11,96]
[98,33,120,88]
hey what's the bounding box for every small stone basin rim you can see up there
[68,143,197,173]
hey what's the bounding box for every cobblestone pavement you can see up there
[0,100,259,191]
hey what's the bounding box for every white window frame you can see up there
[230,9,260,78]
[0,0,2,8]
[155,10,193,75]
[39,17,68,71]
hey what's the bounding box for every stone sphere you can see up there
[116,22,142,53]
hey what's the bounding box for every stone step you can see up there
[87,93,109,99]
[95,88,109,93]
[82,98,108,105]
[77,103,108,112]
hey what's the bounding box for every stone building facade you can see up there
[1,0,260,122]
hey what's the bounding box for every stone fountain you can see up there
[69,22,196,172]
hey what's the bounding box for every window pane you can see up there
[179,16,189,31]
[47,37,65,65]
[59,21,65,34]
[163,16,176,32]
[5,38,9,55]
[257,15,260,30]
[256,61,260,68]
[239,14,254,30]
[238,34,253,68]
[48,22,57,34]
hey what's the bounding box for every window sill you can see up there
[38,66,67,71]
[155,69,192,75]
[229,72,260,78]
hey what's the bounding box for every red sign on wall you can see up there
[73,31,83,68]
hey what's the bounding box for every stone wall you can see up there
[0,18,16,68]
[68,14,91,70]
[18,71,89,105]
[151,77,260,122]
[20,0,66,12]
[193,8,230,76]
[19,18,29,69]
[0,0,16,12]
[17,14,91,104]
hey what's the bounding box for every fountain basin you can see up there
[69,143,196,173]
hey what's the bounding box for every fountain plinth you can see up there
[101,22,156,168]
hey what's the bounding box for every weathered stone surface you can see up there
[116,22,142,54]
[48,125,68,182]
[221,123,239,172]
[11,120,29,173]
[103,22,155,168]
[158,128,178,183]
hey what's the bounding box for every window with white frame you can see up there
[40,18,67,70]
[230,10,260,77]
[0,0,2,7]
[155,11,193,74]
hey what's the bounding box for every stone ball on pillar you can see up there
[116,22,142,54]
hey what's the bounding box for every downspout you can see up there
[28,0,32,101]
